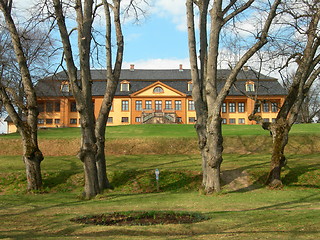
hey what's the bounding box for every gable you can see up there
[131,81,186,97]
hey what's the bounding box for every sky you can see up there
[115,0,191,70]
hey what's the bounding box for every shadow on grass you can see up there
[282,163,320,188]
[222,161,270,193]
[42,160,82,189]
[110,169,202,193]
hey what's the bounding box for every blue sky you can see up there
[120,0,191,69]
[122,14,190,68]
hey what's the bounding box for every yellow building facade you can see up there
[6,67,287,133]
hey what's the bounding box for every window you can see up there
[54,119,60,124]
[155,100,162,111]
[145,100,152,110]
[135,100,142,111]
[229,102,236,113]
[271,102,278,112]
[46,119,53,124]
[263,102,269,112]
[46,102,53,112]
[189,117,196,123]
[188,100,195,111]
[188,82,193,91]
[263,118,270,123]
[238,102,245,113]
[272,118,276,123]
[70,102,77,112]
[135,117,141,123]
[222,118,227,124]
[61,83,69,92]
[175,100,182,110]
[38,119,44,124]
[70,118,77,124]
[121,82,130,91]
[38,102,44,112]
[153,86,164,93]
[121,117,129,123]
[222,103,227,113]
[165,100,172,110]
[177,117,182,123]
[246,82,255,92]
[55,102,60,112]
[238,118,245,124]
[229,118,236,124]
[256,104,261,113]
[122,100,129,111]
[107,117,113,123]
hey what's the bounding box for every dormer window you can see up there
[153,86,164,93]
[120,80,130,91]
[61,81,69,92]
[188,81,193,91]
[245,81,255,92]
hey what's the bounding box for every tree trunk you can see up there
[203,115,223,193]
[22,135,43,191]
[266,118,289,188]
[96,135,112,190]
[195,120,208,187]
[78,121,100,199]
[82,150,100,198]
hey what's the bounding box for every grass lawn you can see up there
[1,123,319,139]
[0,124,319,239]
[0,153,319,239]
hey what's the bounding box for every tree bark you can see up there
[205,114,223,193]
[78,113,100,198]
[266,118,289,188]
[22,135,44,191]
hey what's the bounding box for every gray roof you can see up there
[36,69,286,97]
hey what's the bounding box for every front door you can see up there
[155,100,162,112]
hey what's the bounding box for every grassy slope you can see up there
[0,153,319,239]
[0,124,319,239]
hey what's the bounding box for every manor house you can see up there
[6,65,287,133]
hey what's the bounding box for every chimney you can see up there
[130,64,135,71]
[179,64,183,72]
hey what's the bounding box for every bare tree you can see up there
[250,0,320,187]
[95,0,124,191]
[0,1,46,191]
[297,82,320,123]
[52,0,146,198]
[52,0,101,198]
[186,0,281,193]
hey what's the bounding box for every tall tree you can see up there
[0,1,47,190]
[95,0,123,190]
[52,0,145,198]
[186,0,281,193]
[53,0,100,198]
[249,0,320,187]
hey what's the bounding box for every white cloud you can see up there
[152,0,187,31]
[123,58,190,69]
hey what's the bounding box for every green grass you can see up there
[1,123,319,139]
[0,125,319,239]
[0,153,319,239]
